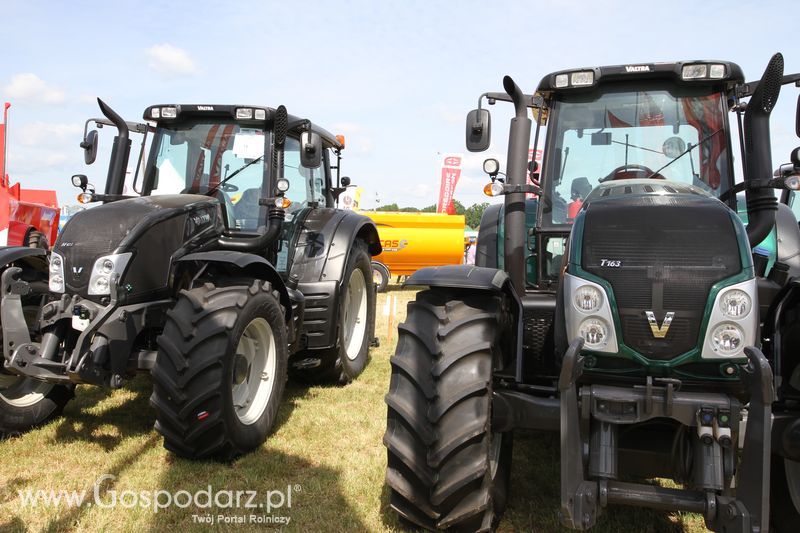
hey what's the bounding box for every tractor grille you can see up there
[581,196,742,360]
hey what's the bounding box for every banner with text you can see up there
[437,154,462,214]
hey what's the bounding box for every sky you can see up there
[1,0,799,210]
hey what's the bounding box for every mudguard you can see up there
[405,265,524,377]
[175,250,291,320]
[0,246,48,272]
[287,208,380,350]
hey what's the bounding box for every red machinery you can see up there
[0,103,59,248]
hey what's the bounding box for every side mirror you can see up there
[80,130,98,165]
[341,176,351,187]
[466,109,491,152]
[300,130,322,168]
[796,93,800,138]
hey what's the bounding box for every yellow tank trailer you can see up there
[363,211,466,291]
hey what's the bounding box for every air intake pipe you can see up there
[743,53,784,247]
[97,99,131,198]
[218,205,285,252]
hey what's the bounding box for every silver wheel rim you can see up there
[343,268,368,361]
[489,433,503,479]
[786,458,800,512]
[372,267,384,286]
[0,373,54,408]
[231,318,277,425]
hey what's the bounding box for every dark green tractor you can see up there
[384,53,800,531]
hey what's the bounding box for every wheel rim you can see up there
[342,268,368,361]
[0,373,54,408]
[786,458,800,512]
[231,317,277,425]
[372,267,384,286]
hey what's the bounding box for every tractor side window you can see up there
[284,137,326,208]
[544,236,567,279]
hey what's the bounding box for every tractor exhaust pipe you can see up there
[97,98,131,198]
[502,76,532,296]
[743,53,784,247]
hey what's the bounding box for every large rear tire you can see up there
[771,453,800,532]
[384,289,512,531]
[291,240,375,385]
[0,297,73,438]
[151,281,288,460]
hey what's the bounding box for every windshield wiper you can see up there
[206,155,264,195]
[643,128,722,180]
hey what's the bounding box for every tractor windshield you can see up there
[542,82,733,226]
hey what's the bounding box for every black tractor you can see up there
[0,100,380,460]
[384,54,800,531]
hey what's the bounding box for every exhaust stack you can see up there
[743,53,784,246]
[97,99,131,198]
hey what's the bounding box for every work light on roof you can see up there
[254,109,266,120]
[570,71,594,86]
[681,63,726,80]
[555,74,569,88]
[236,108,253,119]
[161,106,177,119]
[150,108,160,119]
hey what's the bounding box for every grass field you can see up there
[0,287,706,532]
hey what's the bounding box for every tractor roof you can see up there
[536,60,745,95]
[142,104,344,150]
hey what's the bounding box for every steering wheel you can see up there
[220,183,239,193]
[600,164,665,182]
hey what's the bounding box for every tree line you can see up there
[374,201,489,229]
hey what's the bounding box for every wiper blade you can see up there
[643,128,722,180]
[206,155,264,195]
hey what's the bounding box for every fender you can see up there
[405,264,524,378]
[175,250,291,322]
[287,208,380,350]
[7,221,36,247]
[0,246,48,272]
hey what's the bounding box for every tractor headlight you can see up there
[719,289,751,319]
[49,252,65,293]
[574,285,603,313]
[702,278,758,359]
[88,253,132,295]
[563,273,619,353]
[710,323,745,356]
[578,318,610,350]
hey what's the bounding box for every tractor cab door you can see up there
[274,137,330,274]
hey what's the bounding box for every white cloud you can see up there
[3,73,66,104]
[145,44,198,78]
[14,122,83,147]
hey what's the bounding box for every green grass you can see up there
[0,287,706,532]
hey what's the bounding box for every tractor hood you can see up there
[55,194,223,298]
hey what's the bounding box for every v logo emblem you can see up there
[645,311,674,338]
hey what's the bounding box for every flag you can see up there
[437,154,462,214]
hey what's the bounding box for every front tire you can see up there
[384,289,512,531]
[771,453,800,532]
[291,240,375,385]
[24,230,48,251]
[151,281,288,460]
[0,296,72,437]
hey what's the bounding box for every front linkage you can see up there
[559,339,774,532]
